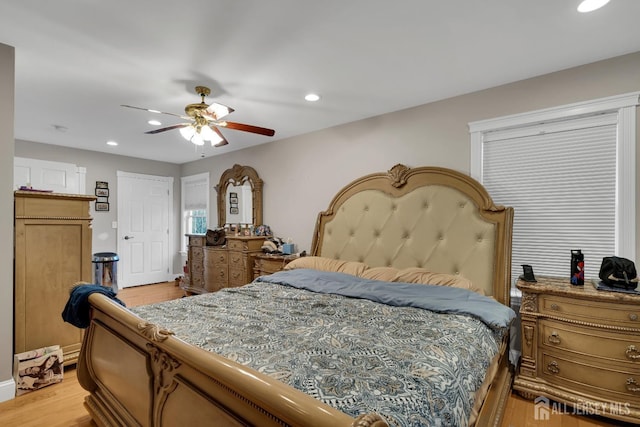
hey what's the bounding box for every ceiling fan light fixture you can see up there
[123,85,274,151]
[190,132,205,146]
[577,0,610,12]
[199,124,216,141]
[179,125,196,140]
[207,104,231,120]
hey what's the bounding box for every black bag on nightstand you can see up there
[598,256,639,290]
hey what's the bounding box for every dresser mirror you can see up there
[216,164,263,227]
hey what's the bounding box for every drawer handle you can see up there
[219,255,225,262]
[550,303,560,311]
[548,332,561,345]
[626,345,640,360]
[547,361,560,375]
[627,378,640,393]
[630,313,638,321]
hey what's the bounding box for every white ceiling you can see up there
[1,1,639,164]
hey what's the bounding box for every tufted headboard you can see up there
[310,164,514,306]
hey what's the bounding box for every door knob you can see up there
[124,235,134,240]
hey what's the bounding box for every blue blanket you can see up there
[61,284,125,328]
[256,269,515,329]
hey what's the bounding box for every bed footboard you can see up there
[77,294,388,427]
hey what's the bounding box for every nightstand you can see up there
[513,276,640,423]
[253,254,298,278]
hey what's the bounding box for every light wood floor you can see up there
[0,281,628,427]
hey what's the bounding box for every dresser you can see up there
[184,234,264,293]
[253,254,298,279]
[14,191,95,366]
[514,276,640,423]
[225,236,264,287]
[183,234,207,294]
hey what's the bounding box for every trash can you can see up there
[92,252,119,293]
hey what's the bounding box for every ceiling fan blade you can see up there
[211,127,229,147]
[144,123,191,134]
[218,121,275,137]
[121,104,186,119]
[202,102,235,121]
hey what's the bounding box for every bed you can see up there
[75,164,515,427]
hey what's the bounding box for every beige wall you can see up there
[1,49,639,400]
[0,43,15,399]
[182,51,640,257]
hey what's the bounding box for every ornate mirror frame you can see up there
[216,164,263,227]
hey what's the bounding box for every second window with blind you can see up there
[470,92,638,286]
[181,172,210,252]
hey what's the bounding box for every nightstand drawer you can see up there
[539,351,640,404]
[254,255,296,277]
[540,319,640,364]
[540,295,640,328]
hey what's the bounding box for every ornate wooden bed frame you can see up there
[77,164,514,427]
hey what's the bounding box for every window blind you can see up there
[183,176,208,211]
[482,113,617,283]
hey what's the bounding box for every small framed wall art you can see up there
[95,202,110,212]
[94,181,110,212]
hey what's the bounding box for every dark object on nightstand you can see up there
[598,256,639,290]
[519,264,537,282]
[570,249,585,286]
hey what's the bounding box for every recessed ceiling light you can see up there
[305,93,320,102]
[577,0,610,13]
[148,119,161,126]
[106,141,118,146]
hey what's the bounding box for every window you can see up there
[470,92,638,286]
[181,173,210,252]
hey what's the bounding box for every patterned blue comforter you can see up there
[131,270,513,427]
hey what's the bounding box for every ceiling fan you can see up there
[122,86,275,147]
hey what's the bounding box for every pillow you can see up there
[359,266,484,295]
[283,256,369,277]
[359,266,399,282]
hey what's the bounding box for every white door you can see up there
[117,171,173,288]
[14,157,86,194]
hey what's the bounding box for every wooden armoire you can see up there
[14,191,96,366]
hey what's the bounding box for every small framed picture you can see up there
[95,188,109,197]
[229,192,237,198]
[230,207,239,215]
[95,202,110,212]
[95,181,109,189]
[229,196,238,204]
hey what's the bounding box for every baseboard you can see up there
[0,377,15,403]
